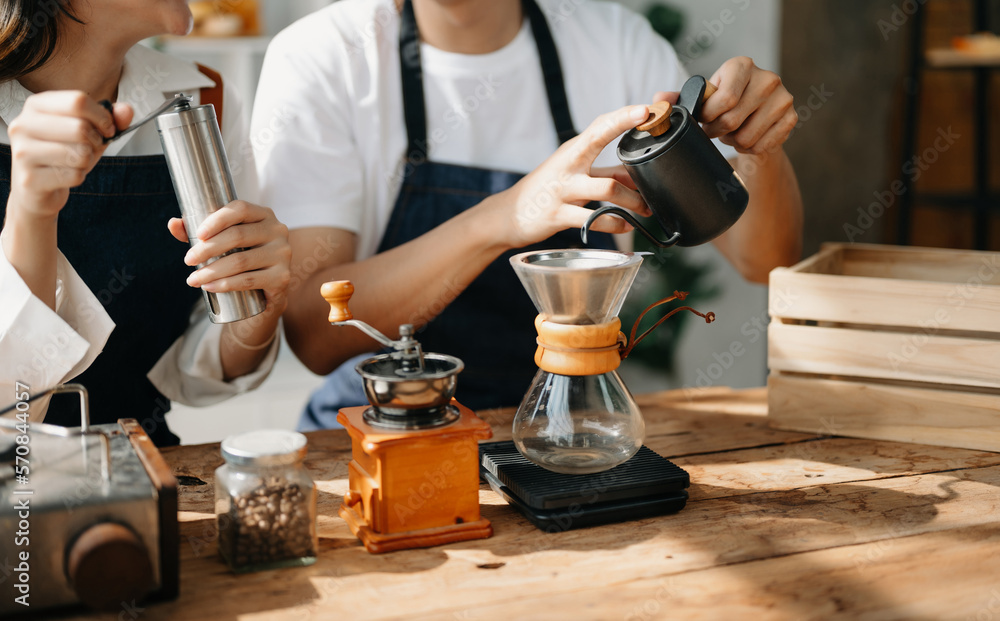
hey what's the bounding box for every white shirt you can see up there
[252,0,737,260]
[0,44,277,422]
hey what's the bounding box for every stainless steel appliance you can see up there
[0,385,178,614]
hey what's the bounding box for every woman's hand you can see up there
[7,91,132,218]
[168,201,292,316]
[169,203,290,379]
[2,91,131,309]
[496,104,653,248]
[654,57,796,156]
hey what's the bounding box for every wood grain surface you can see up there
[768,373,1000,452]
[768,322,1000,389]
[768,243,1000,334]
[61,387,1000,620]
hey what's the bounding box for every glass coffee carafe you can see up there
[510,250,646,475]
[510,249,714,475]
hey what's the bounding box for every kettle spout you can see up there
[581,205,682,248]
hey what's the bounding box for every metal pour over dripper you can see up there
[509,249,646,475]
[512,249,644,325]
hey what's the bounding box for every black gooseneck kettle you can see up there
[581,76,750,248]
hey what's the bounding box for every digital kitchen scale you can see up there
[479,441,690,531]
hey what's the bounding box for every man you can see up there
[251,0,803,429]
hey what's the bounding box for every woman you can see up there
[0,0,292,445]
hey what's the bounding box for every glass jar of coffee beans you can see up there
[215,430,318,573]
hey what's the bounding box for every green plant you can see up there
[645,2,712,59]
[645,4,686,44]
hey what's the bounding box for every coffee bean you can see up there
[217,475,317,571]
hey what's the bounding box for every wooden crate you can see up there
[767,242,1000,451]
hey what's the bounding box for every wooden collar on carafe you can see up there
[532,291,717,376]
[533,315,627,376]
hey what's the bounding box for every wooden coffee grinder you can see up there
[321,281,493,553]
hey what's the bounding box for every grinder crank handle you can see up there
[320,281,423,365]
[321,280,392,347]
[321,280,355,323]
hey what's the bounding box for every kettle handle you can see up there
[581,205,681,248]
[677,76,718,122]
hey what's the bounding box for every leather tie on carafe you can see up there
[533,292,715,376]
[619,291,715,359]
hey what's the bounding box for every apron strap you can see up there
[399,0,426,163]
[196,63,224,130]
[521,0,577,145]
[398,0,578,163]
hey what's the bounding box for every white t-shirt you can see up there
[252,0,736,260]
[0,44,276,422]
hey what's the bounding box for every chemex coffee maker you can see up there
[0,384,178,615]
[508,248,715,473]
[473,249,715,531]
[479,78,745,528]
[321,281,493,554]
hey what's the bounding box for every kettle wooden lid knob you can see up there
[322,280,354,323]
[635,81,718,136]
[636,101,672,136]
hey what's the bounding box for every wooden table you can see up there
[71,388,1000,620]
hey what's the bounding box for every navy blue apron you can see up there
[0,146,202,446]
[299,0,615,430]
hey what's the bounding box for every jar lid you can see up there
[220,430,308,467]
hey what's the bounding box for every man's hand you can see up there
[497,104,653,248]
[700,56,797,155]
[654,57,797,157]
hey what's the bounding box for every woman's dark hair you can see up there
[0,0,82,83]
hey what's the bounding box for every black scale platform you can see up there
[479,441,690,531]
